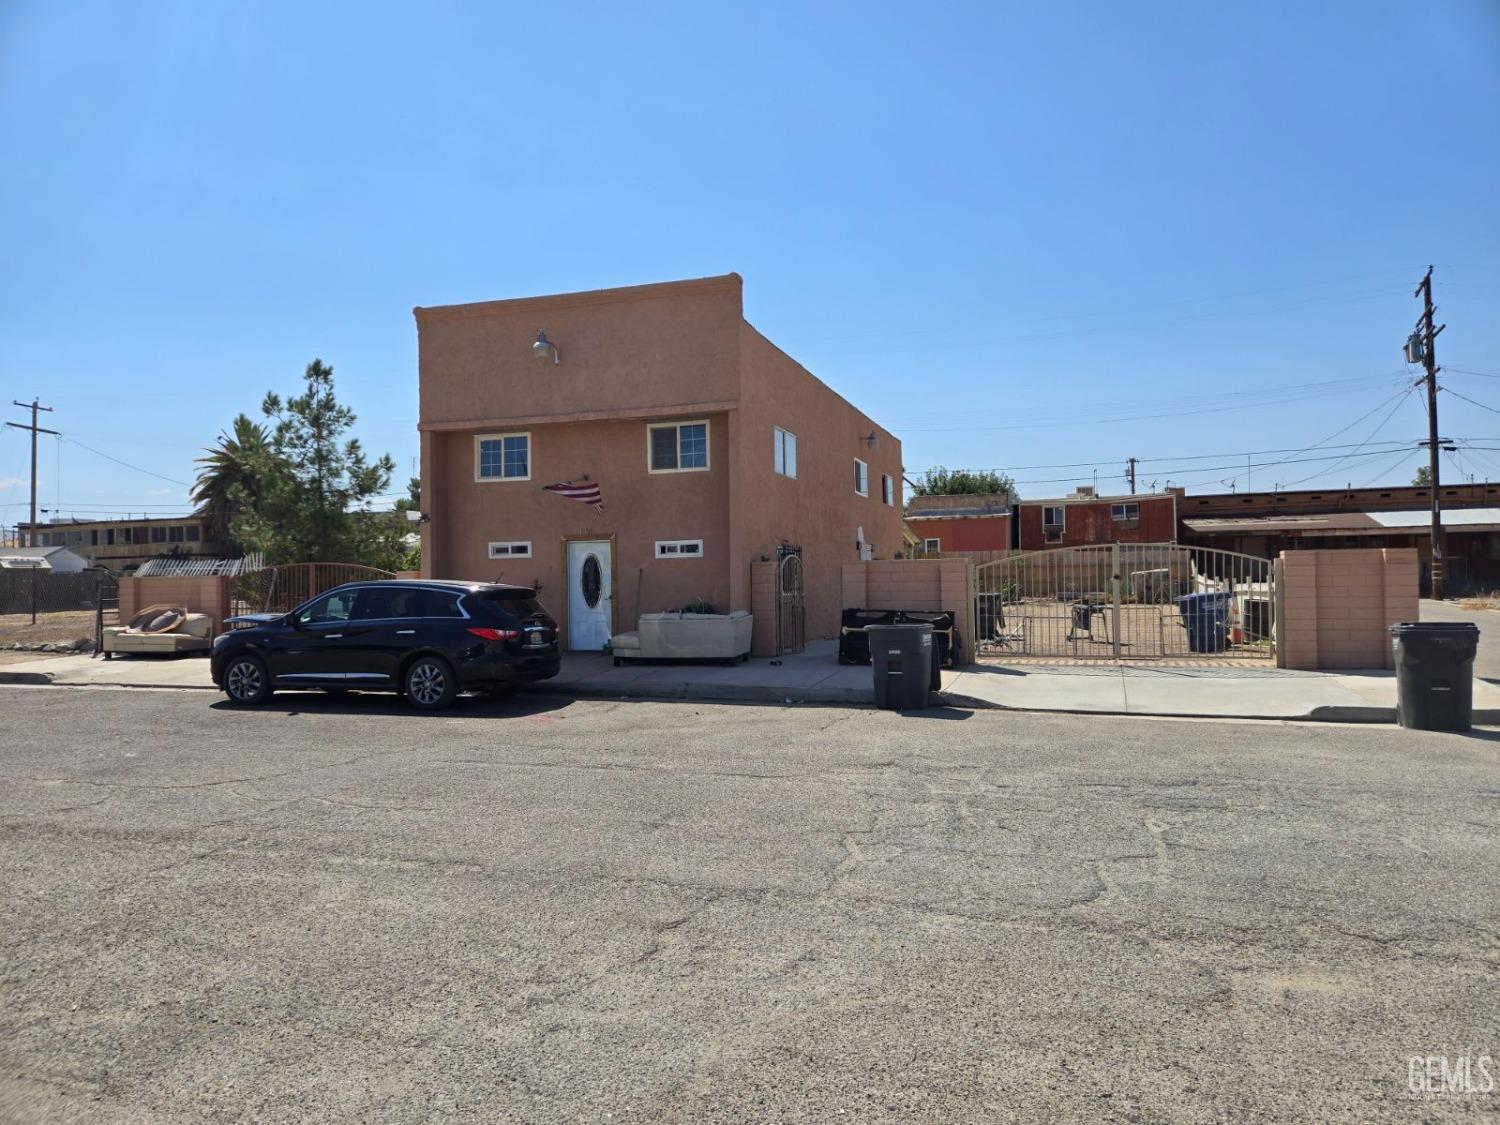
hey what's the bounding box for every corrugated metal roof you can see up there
[1184,508,1500,536]
[134,553,263,577]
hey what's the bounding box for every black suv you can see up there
[211,580,560,710]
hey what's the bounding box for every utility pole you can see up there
[1411,268,1446,599]
[6,400,57,548]
[1125,457,1138,493]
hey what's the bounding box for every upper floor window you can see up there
[882,474,894,505]
[648,420,709,473]
[854,459,869,497]
[1042,506,1065,529]
[151,526,167,544]
[774,427,797,478]
[475,432,530,482]
[655,539,704,558]
[1111,502,1140,521]
[185,525,201,542]
[168,525,185,543]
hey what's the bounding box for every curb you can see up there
[528,680,875,707]
[939,690,1500,726]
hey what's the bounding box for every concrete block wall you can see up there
[749,560,778,657]
[840,559,974,663]
[118,576,232,635]
[1278,548,1418,670]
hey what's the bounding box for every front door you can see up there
[566,539,612,651]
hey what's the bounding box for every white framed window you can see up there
[882,474,894,505]
[774,426,797,478]
[924,538,941,553]
[488,541,532,558]
[1042,505,1065,529]
[475,432,531,482]
[655,539,704,558]
[648,420,709,473]
[854,458,869,496]
[1111,502,1140,521]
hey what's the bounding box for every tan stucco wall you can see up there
[424,416,732,632]
[734,324,904,641]
[415,275,743,431]
[417,273,904,650]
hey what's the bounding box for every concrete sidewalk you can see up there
[3,641,1498,723]
[942,662,1500,723]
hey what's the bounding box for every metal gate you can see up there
[974,543,1274,661]
[230,563,395,617]
[776,549,805,656]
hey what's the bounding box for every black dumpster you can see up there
[868,623,934,710]
[1389,622,1480,731]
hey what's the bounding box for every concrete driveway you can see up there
[1,688,1497,1122]
[1422,598,1500,681]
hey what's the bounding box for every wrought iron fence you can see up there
[229,563,395,617]
[974,543,1274,661]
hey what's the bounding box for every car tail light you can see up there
[466,627,519,642]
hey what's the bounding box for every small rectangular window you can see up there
[923,538,940,554]
[882,474,894,505]
[655,539,704,558]
[151,526,166,544]
[1042,506,1065,529]
[1110,503,1140,521]
[185,526,201,542]
[648,421,710,473]
[774,427,797,478]
[854,459,869,496]
[488,541,533,559]
[168,525,185,543]
[475,432,531,481]
[105,529,115,546]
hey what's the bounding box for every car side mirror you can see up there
[287,613,303,629]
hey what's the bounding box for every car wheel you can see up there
[223,655,272,706]
[405,656,458,710]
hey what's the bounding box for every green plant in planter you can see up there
[682,599,716,615]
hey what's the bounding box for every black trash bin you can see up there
[868,623,934,710]
[1389,622,1480,731]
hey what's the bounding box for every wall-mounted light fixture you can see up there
[862,431,878,449]
[533,331,560,365]
[404,509,430,524]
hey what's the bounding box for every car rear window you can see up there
[410,588,464,618]
[473,590,547,619]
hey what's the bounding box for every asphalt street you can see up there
[1,687,1496,1123]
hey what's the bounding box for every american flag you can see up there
[544,480,604,511]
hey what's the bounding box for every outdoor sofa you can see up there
[610,611,753,665]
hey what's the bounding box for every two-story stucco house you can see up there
[415,274,902,651]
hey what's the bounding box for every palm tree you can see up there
[193,414,270,551]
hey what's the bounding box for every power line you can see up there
[56,436,190,487]
[1442,388,1500,417]
[1278,389,1417,488]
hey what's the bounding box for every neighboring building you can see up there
[416,273,903,650]
[18,515,219,573]
[904,492,1013,556]
[0,545,91,573]
[1178,480,1500,592]
[1016,486,1179,551]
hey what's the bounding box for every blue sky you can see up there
[2,0,1498,527]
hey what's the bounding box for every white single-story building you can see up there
[0,546,92,573]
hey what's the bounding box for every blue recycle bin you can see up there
[1175,591,1233,653]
